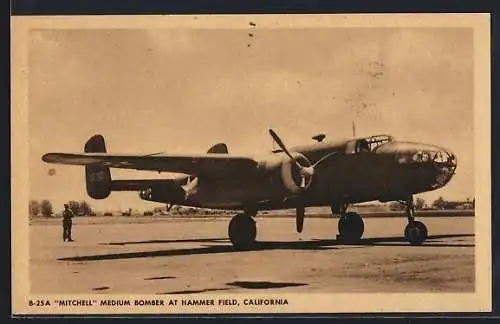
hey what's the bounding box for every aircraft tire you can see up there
[404,221,428,245]
[338,212,364,243]
[228,213,257,250]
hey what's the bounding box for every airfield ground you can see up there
[29,214,474,294]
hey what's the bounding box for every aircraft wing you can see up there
[42,153,259,176]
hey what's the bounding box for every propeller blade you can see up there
[312,151,338,168]
[269,129,301,165]
[296,205,305,233]
[300,176,306,188]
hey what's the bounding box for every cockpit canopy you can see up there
[364,135,395,151]
[348,134,394,154]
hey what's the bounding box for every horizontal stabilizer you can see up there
[110,179,182,191]
[42,152,258,175]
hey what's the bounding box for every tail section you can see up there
[84,135,111,199]
[82,139,226,199]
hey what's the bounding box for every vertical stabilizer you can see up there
[207,143,228,154]
[84,135,111,199]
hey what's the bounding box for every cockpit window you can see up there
[356,139,370,153]
[351,135,394,153]
[412,151,432,163]
[366,135,394,151]
[433,151,448,163]
[400,149,456,166]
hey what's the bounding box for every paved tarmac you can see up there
[29,215,474,294]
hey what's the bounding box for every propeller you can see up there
[269,129,337,233]
[296,202,305,233]
[269,129,314,186]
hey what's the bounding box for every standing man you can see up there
[62,204,74,242]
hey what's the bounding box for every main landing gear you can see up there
[403,196,428,245]
[332,203,365,243]
[228,211,257,250]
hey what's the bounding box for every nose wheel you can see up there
[405,221,428,245]
[403,196,428,245]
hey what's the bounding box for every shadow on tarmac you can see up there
[158,281,307,294]
[58,233,474,262]
[143,276,177,281]
[100,238,227,246]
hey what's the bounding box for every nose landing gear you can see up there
[403,196,428,245]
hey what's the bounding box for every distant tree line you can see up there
[29,199,53,217]
[30,195,474,219]
[29,199,94,218]
[431,196,475,210]
[389,196,475,211]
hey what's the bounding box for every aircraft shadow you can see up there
[158,281,307,294]
[99,238,227,246]
[327,234,475,248]
[58,233,473,262]
[59,241,338,262]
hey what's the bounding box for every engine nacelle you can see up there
[259,152,313,196]
[281,152,313,193]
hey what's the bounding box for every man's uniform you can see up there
[62,205,74,242]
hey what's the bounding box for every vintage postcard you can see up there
[12,13,491,314]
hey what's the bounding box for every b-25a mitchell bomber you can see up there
[42,129,457,249]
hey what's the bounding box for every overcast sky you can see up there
[28,26,474,212]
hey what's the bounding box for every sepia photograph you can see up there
[12,13,491,314]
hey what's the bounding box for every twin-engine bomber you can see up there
[42,129,457,249]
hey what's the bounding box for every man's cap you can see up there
[64,204,69,207]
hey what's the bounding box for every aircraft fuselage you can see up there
[151,136,457,211]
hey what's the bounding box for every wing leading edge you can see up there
[42,153,259,176]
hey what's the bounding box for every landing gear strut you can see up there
[228,211,257,250]
[403,196,428,245]
[332,203,364,243]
